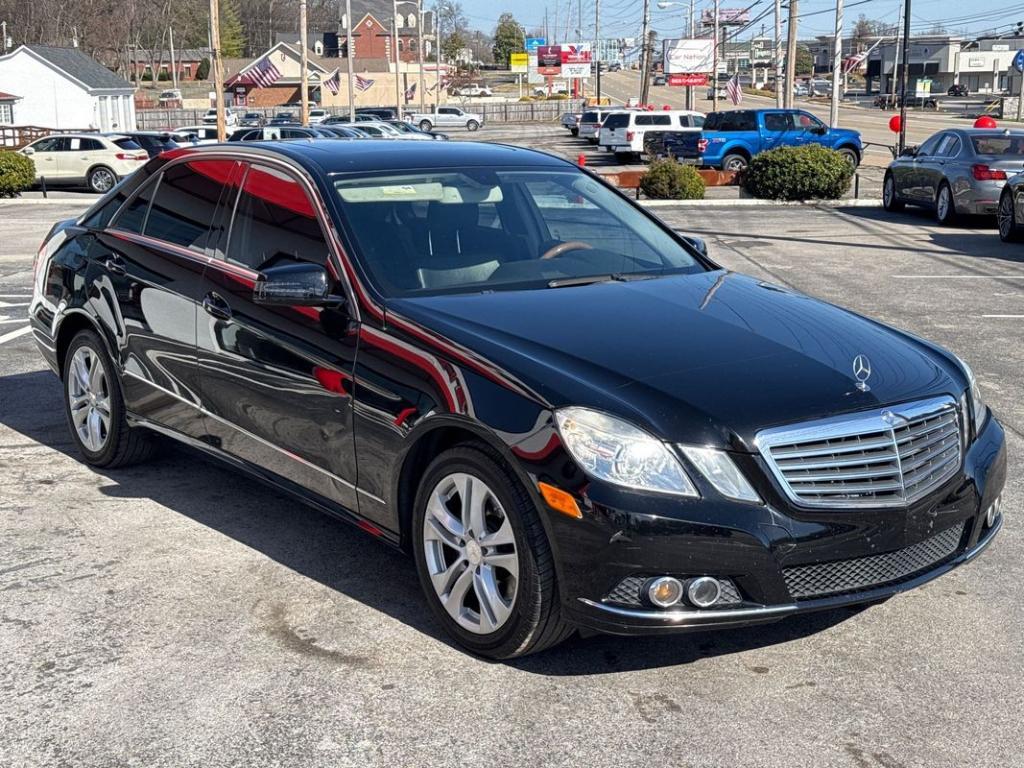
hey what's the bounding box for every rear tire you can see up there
[62,330,155,468]
[570,127,579,136]
[466,120,480,131]
[999,189,1024,243]
[87,166,117,193]
[882,173,905,212]
[935,182,957,225]
[722,153,748,172]
[412,443,573,659]
[419,120,433,132]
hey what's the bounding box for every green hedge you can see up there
[0,152,36,198]
[640,159,705,200]
[742,144,853,201]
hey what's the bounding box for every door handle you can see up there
[202,292,232,320]
[103,256,126,275]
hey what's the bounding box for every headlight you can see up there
[679,446,761,503]
[554,407,698,497]
[955,355,987,434]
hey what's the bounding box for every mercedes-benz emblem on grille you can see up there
[881,409,908,426]
[852,354,872,392]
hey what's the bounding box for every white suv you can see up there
[598,109,705,161]
[20,133,149,193]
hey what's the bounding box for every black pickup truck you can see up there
[642,131,702,163]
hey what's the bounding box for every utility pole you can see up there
[784,0,798,109]
[169,26,178,92]
[639,0,651,103]
[1,22,7,54]
[687,0,695,111]
[595,0,601,103]
[208,0,226,141]
[436,6,443,110]
[774,0,782,107]
[712,0,719,111]
[345,0,355,117]
[392,0,401,119]
[829,0,843,126]
[418,0,425,114]
[897,0,911,153]
[300,0,309,126]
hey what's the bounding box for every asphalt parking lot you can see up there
[1,198,1021,767]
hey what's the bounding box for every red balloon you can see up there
[974,116,998,129]
[888,115,902,133]
[663,104,671,110]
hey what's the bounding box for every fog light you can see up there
[686,577,723,608]
[646,577,684,608]
[986,495,1001,527]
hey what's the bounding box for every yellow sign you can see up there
[510,53,529,73]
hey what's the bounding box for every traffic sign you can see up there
[1014,49,1024,73]
[525,37,545,54]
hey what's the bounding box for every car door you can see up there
[26,136,67,179]
[908,133,948,203]
[66,136,106,182]
[196,161,361,516]
[89,157,236,439]
[760,111,793,151]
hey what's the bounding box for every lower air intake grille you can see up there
[782,521,965,600]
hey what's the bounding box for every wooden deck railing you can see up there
[0,125,99,150]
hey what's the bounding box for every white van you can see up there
[598,109,705,161]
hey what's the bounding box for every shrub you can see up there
[639,158,705,200]
[545,93,569,100]
[742,144,854,201]
[0,152,36,198]
[196,57,211,80]
[518,96,535,102]
[158,70,170,81]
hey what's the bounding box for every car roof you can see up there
[177,139,571,176]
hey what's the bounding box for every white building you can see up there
[954,39,1022,95]
[0,45,136,131]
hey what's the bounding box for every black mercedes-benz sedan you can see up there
[28,140,1006,658]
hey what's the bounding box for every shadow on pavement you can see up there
[0,368,862,672]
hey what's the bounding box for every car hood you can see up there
[388,272,963,450]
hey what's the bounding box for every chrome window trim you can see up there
[754,395,962,510]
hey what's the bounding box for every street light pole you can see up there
[897,0,911,153]
[300,0,309,126]
[829,0,843,127]
[595,0,601,104]
[345,0,355,117]
[208,0,226,141]
[774,0,782,107]
[784,0,798,109]
[418,0,425,114]
[393,0,402,119]
[712,0,719,112]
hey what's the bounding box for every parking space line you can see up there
[0,325,31,344]
[893,275,1024,280]
[981,315,1024,318]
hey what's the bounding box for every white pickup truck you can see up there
[406,106,484,132]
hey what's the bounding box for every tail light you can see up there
[972,164,1007,181]
[698,139,708,153]
[116,152,148,161]
[626,130,635,141]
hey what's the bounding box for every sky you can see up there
[459,0,1024,43]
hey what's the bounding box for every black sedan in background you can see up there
[29,141,1005,658]
[999,172,1024,242]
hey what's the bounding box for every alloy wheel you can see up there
[998,192,1015,240]
[422,472,519,635]
[937,186,952,222]
[67,346,111,452]
[884,177,894,207]
[90,168,115,193]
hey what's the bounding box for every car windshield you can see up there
[333,168,706,296]
[972,135,1024,155]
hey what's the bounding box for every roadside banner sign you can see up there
[667,73,708,87]
[560,43,592,79]
[1014,49,1024,73]
[663,39,714,75]
[525,37,545,54]
[914,78,932,99]
[510,52,529,73]
[537,45,562,76]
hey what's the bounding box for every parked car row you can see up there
[882,126,1024,243]
[561,106,863,170]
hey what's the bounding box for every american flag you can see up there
[324,70,341,95]
[355,74,375,92]
[247,58,282,88]
[726,73,743,106]
[404,82,417,101]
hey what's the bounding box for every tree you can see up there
[442,29,467,64]
[219,0,246,58]
[795,45,813,77]
[492,12,524,68]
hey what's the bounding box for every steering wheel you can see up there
[540,241,594,261]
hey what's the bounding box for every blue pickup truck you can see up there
[699,109,864,171]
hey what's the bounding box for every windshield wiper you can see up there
[546,273,659,289]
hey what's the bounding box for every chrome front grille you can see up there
[757,396,962,509]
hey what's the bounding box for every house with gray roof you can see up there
[0,45,136,131]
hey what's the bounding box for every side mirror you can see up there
[900,146,918,158]
[254,263,344,308]
[813,125,827,135]
[679,235,708,256]
[22,147,35,155]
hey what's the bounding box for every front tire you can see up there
[838,147,860,168]
[412,444,573,659]
[935,182,957,225]
[999,189,1024,242]
[62,330,155,468]
[883,173,905,212]
[87,166,117,193]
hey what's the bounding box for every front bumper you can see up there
[551,413,1007,636]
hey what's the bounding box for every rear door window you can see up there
[144,160,235,252]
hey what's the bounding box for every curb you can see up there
[0,197,94,205]
[639,198,883,208]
